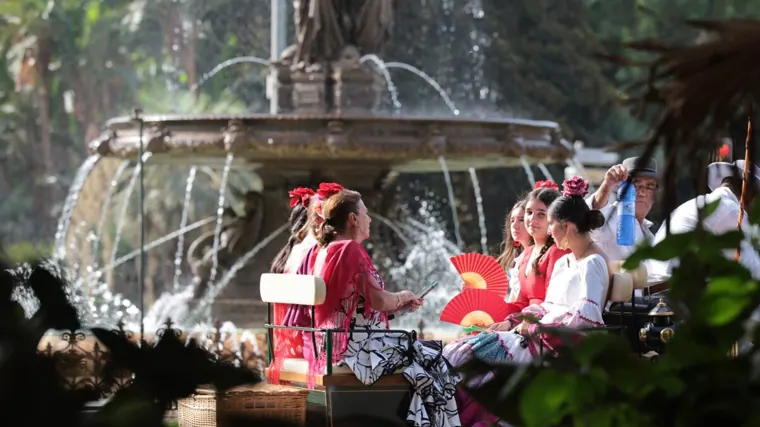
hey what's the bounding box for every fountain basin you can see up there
[90,114,570,172]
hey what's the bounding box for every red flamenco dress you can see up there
[503,244,569,318]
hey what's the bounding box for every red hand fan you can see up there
[439,288,511,327]
[450,253,508,298]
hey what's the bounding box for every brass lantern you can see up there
[639,298,677,354]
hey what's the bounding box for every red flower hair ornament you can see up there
[562,176,589,198]
[534,180,559,190]
[288,187,316,207]
[317,182,344,199]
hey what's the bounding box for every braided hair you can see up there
[270,203,310,274]
[527,186,562,274]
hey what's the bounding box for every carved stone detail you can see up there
[331,46,381,114]
[291,69,329,114]
[145,125,171,153]
[89,130,115,156]
[223,119,249,152]
[326,120,348,153]
[426,124,446,155]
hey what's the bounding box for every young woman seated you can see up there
[496,199,533,302]
[298,186,462,427]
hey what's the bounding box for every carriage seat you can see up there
[260,273,407,387]
[605,262,657,313]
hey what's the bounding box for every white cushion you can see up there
[260,274,326,305]
[609,273,634,303]
[607,261,649,289]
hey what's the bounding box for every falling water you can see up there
[173,166,198,292]
[90,161,129,263]
[359,54,402,114]
[519,156,536,187]
[383,62,460,116]
[537,163,554,182]
[53,155,101,259]
[208,153,235,286]
[190,223,289,323]
[109,153,152,269]
[369,213,415,247]
[438,156,464,249]
[468,168,488,254]
[192,56,269,91]
[100,217,215,276]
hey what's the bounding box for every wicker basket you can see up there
[177,383,309,427]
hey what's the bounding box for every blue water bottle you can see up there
[616,182,636,246]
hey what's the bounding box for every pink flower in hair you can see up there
[534,180,559,190]
[562,176,589,197]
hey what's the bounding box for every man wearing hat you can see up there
[586,157,660,263]
[649,160,760,279]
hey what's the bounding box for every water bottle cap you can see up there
[617,182,636,199]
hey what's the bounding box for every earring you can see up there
[559,236,569,250]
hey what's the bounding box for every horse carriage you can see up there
[260,262,676,426]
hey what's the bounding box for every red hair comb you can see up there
[288,187,316,207]
[533,180,558,190]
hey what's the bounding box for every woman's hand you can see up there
[396,290,417,306]
[514,321,532,335]
[485,320,513,332]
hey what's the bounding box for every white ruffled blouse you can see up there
[515,253,609,328]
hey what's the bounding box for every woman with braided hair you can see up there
[497,181,568,319]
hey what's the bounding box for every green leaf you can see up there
[520,371,575,427]
[623,232,695,269]
[702,277,758,326]
[85,1,100,23]
[748,193,760,226]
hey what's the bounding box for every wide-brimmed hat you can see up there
[707,160,760,191]
[622,157,659,180]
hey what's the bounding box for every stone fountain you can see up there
[81,1,571,328]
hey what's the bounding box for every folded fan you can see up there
[440,288,511,327]
[449,253,508,298]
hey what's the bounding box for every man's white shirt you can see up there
[649,186,760,280]
[585,192,658,296]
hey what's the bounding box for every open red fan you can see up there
[440,288,511,327]
[450,253,508,298]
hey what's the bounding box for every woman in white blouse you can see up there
[496,200,533,302]
[443,176,610,366]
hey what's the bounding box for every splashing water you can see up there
[192,56,269,91]
[383,62,460,116]
[537,163,554,182]
[54,155,101,259]
[190,223,290,324]
[109,153,153,269]
[359,54,402,114]
[438,156,464,249]
[90,161,129,262]
[209,153,234,286]
[520,156,536,187]
[173,166,198,292]
[468,167,488,254]
[241,329,265,373]
[380,204,462,335]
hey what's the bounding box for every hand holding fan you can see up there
[440,288,511,328]
[450,253,509,298]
